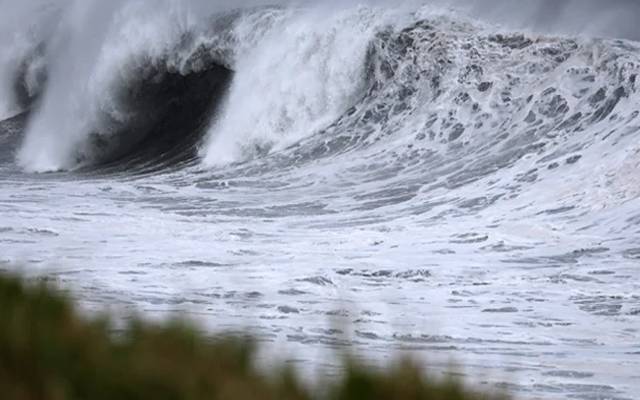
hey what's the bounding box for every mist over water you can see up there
[448,0,640,40]
[1,1,640,399]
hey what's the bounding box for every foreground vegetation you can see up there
[0,274,508,400]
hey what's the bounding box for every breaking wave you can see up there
[0,0,637,198]
[0,0,637,178]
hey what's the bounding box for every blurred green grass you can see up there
[0,273,509,400]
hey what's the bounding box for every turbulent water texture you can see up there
[1,1,640,399]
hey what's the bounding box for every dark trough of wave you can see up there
[87,62,233,174]
[2,52,233,175]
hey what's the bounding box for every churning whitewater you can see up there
[1,1,640,399]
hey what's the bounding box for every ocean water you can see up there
[1,1,640,398]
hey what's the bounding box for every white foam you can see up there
[201,6,393,166]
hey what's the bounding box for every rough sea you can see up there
[1,1,640,398]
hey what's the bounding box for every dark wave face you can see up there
[83,62,232,172]
[1,2,640,399]
[4,51,233,174]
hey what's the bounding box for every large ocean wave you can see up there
[1,0,638,175]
